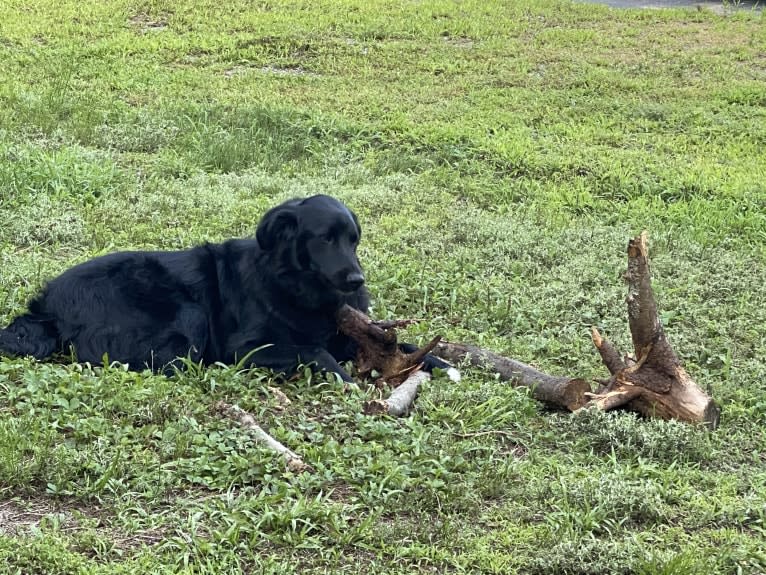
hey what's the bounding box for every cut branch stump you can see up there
[336,305,445,416]
[336,305,440,386]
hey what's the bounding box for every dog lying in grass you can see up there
[0,194,457,382]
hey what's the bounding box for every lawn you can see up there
[0,0,765,573]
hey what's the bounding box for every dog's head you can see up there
[256,195,365,295]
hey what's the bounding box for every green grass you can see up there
[1,0,765,573]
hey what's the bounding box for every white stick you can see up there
[216,401,308,472]
[364,370,431,416]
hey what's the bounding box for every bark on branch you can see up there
[335,306,446,415]
[433,342,590,411]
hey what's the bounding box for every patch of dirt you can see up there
[0,496,166,552]
[0,497,98,536]
[128,13,168,33]
[443,36,475,49]
[223,64,319,78]
[0,499,45,535]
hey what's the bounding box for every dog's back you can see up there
[0,247,215,369]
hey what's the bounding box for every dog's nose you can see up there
[344,272,365,290]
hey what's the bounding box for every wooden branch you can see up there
[215,401,309,472]
[591,327,626,376]
[589,232,720,428]
[433,342,590,411]
[364,370,430,416]
[370,318,421,330]
[336,305,441,385]
[585,384,644,410]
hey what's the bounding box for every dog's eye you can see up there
[320,233,334,243]
[349,234,359,244]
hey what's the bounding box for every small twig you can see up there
[591,327,627,375]
[452,430,518,439]
[364,370,430,416]
[402,335,442,372]
[215,401,309,472]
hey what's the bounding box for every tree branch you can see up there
[589,231,720,428]
[433,342,590,411]
[336,305,441,385]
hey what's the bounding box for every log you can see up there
[364,370,431,416]
[433,342,590,411]
[215,401,309,472]
[587,232,720,428]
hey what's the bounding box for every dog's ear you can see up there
[350,209,362,240]
[256,207,298,251]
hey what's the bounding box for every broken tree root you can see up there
[336,305,441,386]
[364,370,431,416]
[215,401,309,472]
[587,232,720,428]
[432,232,720,428]
[433,342,590,411]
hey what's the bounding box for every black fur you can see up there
[0,195,451,381]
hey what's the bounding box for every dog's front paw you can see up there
[421,353,461,382]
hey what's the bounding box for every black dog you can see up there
[0,195,457,382]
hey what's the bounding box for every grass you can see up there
[1,0,765,572]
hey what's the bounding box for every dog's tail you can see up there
[0,314,59,360]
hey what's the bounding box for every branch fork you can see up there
[586,232,720,427]
[335,305,441,386]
